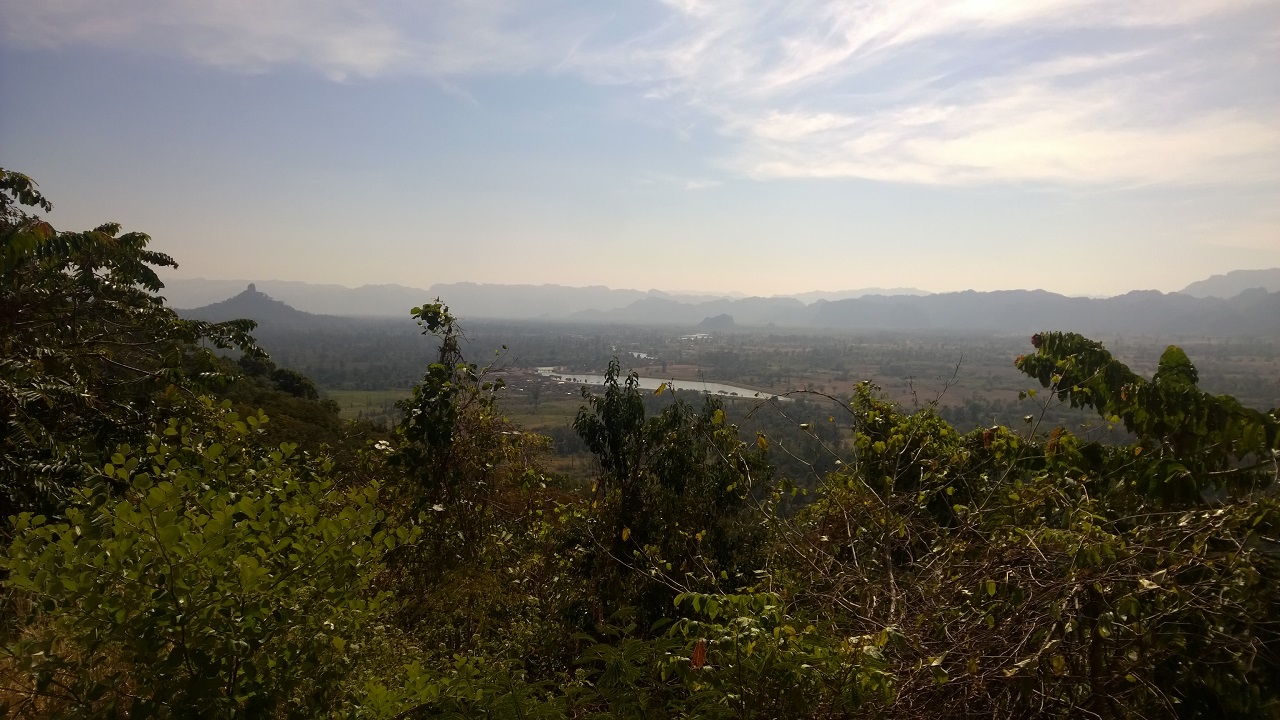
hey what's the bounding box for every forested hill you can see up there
[574,287,1280,336]
[163,278,428,316]
[181,283,351,330]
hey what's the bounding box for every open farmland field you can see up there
[325,388,411,424]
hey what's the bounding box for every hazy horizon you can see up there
[4,1,1278,297]
[153,271,1270,301]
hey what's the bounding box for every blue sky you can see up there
[2,0,1277,296]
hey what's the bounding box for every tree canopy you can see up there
[0,169,260,520]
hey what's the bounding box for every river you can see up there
[534,367,780,400]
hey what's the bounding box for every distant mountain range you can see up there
[781,287,932,303]
[421,282,739,319]
[161,277,930,318]
[179,284,1280,339]
[574,288,1280,336]
[170,270,1280,337]
[162,279,428,317]
[1179,268,1280,298]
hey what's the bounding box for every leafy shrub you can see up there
[2,402,416,718]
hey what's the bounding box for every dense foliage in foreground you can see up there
[2,169,1279,718]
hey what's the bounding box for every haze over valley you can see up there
[176,269,1280,336]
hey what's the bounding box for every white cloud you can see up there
[6,0,1278,186]
[725,67,1280,185]
[564,0,1280,186]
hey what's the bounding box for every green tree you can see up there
[0,169,260,521]
[1016,331,1279,502]
[784,336,1280,718]
[386,301,553,645]
[2,402,415,718]
[573,361,772,625]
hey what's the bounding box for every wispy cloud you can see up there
[7,0,1278,186]
[577,0,1280,186]
[681,178,722,190]
[639,174,723,190]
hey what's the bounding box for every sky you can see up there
[2,0,1278,297]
